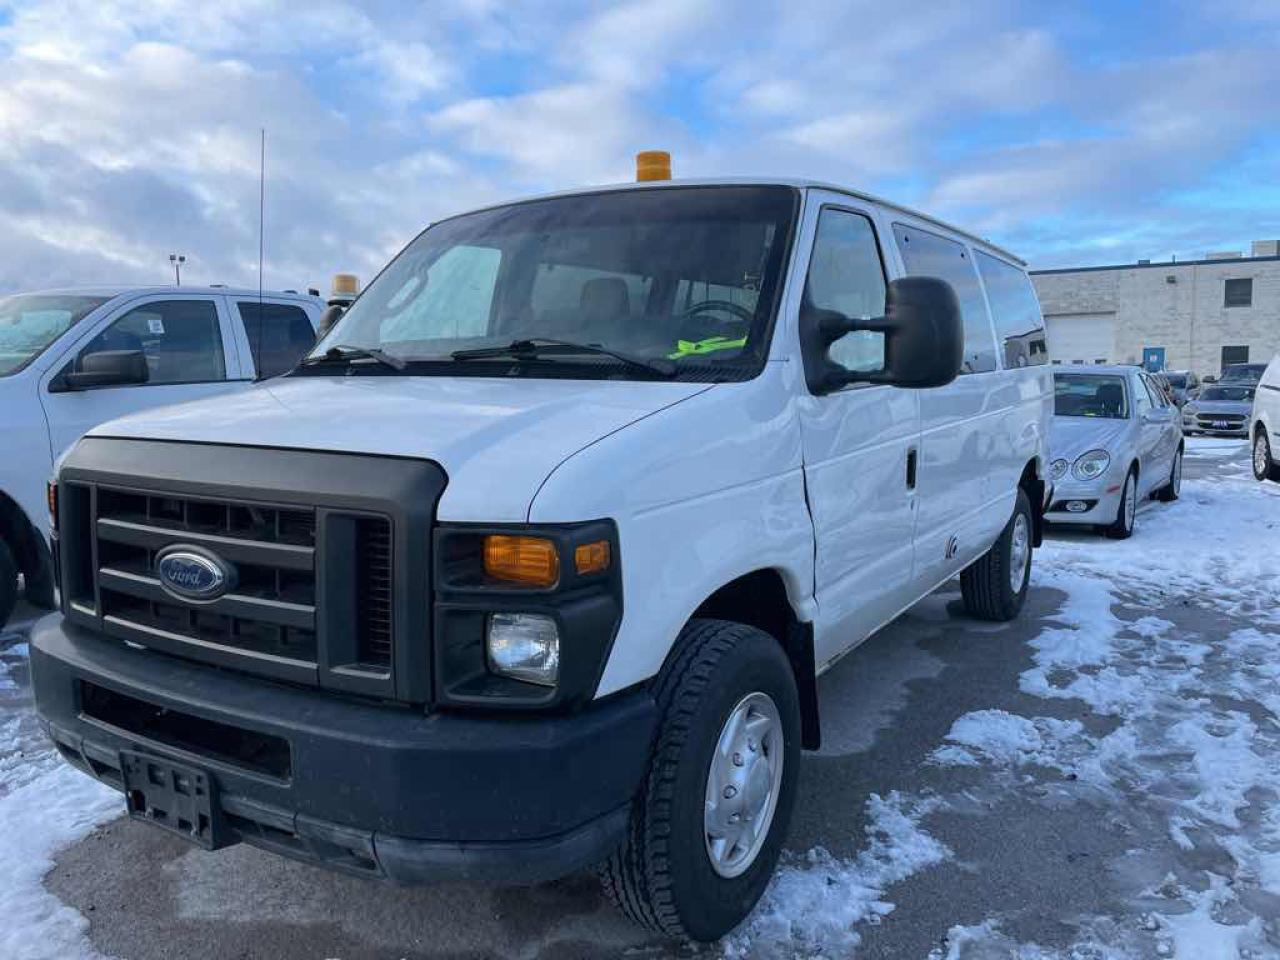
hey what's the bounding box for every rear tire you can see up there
[1156,446,1182,502]
[960,488,1033,621]
[1254,430,1280,483]
[0,539,17,630]
[600,619,801,942]
[1105,467,1138,539]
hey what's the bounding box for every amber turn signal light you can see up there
[46,481,58,530]
[483,535,560,587]
[574,540,611,576]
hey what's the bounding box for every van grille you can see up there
[355,518,393,669]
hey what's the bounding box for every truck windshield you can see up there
[1199,386,1254,402]
[307,186,797,381]
[0,294,108,377]
[1053,373,1129,419]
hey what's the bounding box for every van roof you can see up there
[443,177,1026,267]
[11,285,320,301]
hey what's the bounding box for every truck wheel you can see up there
[1105,467,1138,540]
[600,619,801,942]
[0,538,17,629]
[960,488,1033,621]
[1156,446,1182,502]
[1255,430,1280,482]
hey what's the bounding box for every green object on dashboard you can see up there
[667,336,747,360]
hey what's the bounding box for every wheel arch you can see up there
[673,568,821,750]
[1018,458,1046,548]
[0,489,54,607]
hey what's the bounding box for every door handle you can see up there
[906,447,918,490]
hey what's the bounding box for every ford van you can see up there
[31,161,1052,941]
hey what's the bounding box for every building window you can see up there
[1221,345,1249,368]
[1224,278,1252,307]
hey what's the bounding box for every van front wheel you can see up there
[600,619,801,942]
[960,488,1033,621]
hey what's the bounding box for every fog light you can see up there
[486,613,559,686]
[1065,500,1089,513]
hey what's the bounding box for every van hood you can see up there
[89,375,712,521]
[1050,415,1131,462]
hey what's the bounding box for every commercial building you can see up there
[1030,241,1280,374]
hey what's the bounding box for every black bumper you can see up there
[30,614,655,885]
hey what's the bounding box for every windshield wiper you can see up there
[450,338,676,378]
[299,344,407,371]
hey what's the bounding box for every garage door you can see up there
[1044,312,1116,364]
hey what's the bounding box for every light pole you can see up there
[169,253,186,286]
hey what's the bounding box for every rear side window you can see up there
[974,251,1048,368]
[238,302,316,379]
[78,299,224,384]
[892,224,996,374]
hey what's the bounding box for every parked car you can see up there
[0,286,321,626]
[1163,369,1199,406]
[32,170,1054,942]
[1181,383,1256,436]
[1251,353,1280,482]
[1221,362,1268,384]
[1047,364,1183,538]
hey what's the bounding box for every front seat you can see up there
[1098,382,1124,417]
[578,278,631,340]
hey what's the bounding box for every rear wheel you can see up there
[1157,447,1182,502]
[0,538,17,629]
[600,619,801,942]
[1105,467,1138,539]
[960,488,1033,621]
[1254,430,1280,483]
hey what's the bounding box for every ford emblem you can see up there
[155,546,236,602]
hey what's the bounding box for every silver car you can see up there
[1047,365,1183,538]
[1182,382,1256,437]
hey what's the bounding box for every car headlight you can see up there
[1072,449,1111,481]
[487,612,560,686]
[1050,458,1069,481]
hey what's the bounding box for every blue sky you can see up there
[0,0,1278,293]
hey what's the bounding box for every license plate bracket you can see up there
[120,751,229,850]
[1212,420,1229,429]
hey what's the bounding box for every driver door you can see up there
[40,295,243,459]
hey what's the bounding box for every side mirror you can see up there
[316,305,345,339]
[801,276,964,395]
[54,350,149,392]
[1203,375,1217,384]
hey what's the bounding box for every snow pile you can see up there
[930,709,1084,773]
[722,792,950,958]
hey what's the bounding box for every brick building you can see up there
[1030,240,1280,375]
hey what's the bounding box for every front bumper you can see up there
[31,614,655,885]
[1044,475,1124,526]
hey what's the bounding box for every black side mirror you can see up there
[801,276,964,395]
[54,350,149,392]
[316,305,345,339]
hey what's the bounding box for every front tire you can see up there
[960,488,1033,621]
[600,619,801,942]
[1157,446,1182,502]
[0,539,17,629]
[1254,430,1280,483]
[1105,467,1138,539]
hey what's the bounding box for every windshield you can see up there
[1221,364,1266,382]
[307,186,797,381]
[1165,373,1187,388]
[1054,373,1129,419]
[0,294,107,376]
[1199,385,1254,403]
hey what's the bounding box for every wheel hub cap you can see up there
[1009,513,1030,593]
[1125,477,1136,528]
[1257,436,1269,476]
[704,691,784,878]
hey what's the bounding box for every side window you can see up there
[237,302,316,379]
[1133,377,1153,417]
[78,299,224,384]
[805,208,887,375]
[892,224,997,374]
[974,251,1048,368]
[380,244,501,342]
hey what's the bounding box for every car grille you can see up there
[1195,414,1246,427]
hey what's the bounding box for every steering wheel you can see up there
[679,300,754,325]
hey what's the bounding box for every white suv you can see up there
[32,177,1051,941]
[1251,352,1280,482]
[0,287,320,625]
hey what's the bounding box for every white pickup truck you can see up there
[32,172,1051,941]
[0,286,321,625]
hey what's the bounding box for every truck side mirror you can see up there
[53,350,149,392]
[801,276,964,395]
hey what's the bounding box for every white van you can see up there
[1251,353,1280,482]
[32,171,1051,941]
[0,287,321,625]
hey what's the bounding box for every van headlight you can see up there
[1050,459,1069,481]
[1072,449,1111,481]
[486,612,560,686]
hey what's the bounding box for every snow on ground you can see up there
[0,635,120,960]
